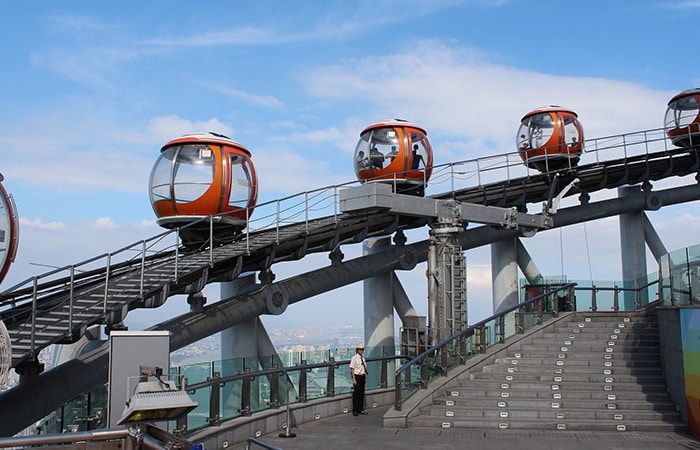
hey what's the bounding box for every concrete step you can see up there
[493,357,662,368]
[436,389,673,403]
[447,380,670,394]
[407,415,686,432]
[469,371,666,384]
[424,397,678,412]
[423,404,679,421]
[480,363,663,376]
[409,310,684,433]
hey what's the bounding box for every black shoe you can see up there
[353,412,358,416]
[360,411,368,415]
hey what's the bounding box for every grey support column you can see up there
[220,273,260,413]
[363,237,396,387]
[619,186,648,309]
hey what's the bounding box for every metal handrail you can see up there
[1,125,677,303]
[175,353,407,432]
[394,283,577,411]
[0,125,685,360]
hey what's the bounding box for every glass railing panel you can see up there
[659,253,673,305]
[334,365,353,395]
[174,362,214,429]
[306,366,330,400]
[573,280,594,311]
[397,362,423,401]
[220,379,244,422]
[286,369,302,403]
[590,280,618,311]
[669,247,691,305]
[685,246,700,305]
[187,386,213,430]
[503,310,517,340]
[250,373,273,414]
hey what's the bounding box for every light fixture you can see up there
[118,366,198,425]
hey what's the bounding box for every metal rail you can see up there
[0,125,697,388]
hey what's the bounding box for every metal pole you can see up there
[278,371,296,438]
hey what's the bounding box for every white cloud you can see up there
[94,217,118,229]
[20,217,65,230]
[146,115,235,144]
[204,83,284,109]
[303,40,675,159]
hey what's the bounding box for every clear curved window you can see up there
[665,95,699,129]
[517,113,555,149]
[409,132,428,170]
[562,115,583,149]
[0,193,11,273]
[172,145,216,202]
[150,148,176,202]
[228,154,252,208]
[354,127,402,173]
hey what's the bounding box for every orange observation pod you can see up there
[148,132,258,245]
[665,88,700,148]
[517,106,584,172]
[354,119,433,196]
[0,173,18,285]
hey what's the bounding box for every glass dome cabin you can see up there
[149,132,258,245]
[0,173,18,286]
[353,120,433,196]
[665,88,700,147]
[517,106,583,172]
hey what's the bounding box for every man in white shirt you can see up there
[350,344,368,416]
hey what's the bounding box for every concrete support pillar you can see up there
[619,186,647,309]
[220,273,260,412]
[221,273,259,360]
[491,238,519,314]
[363,238,396,387]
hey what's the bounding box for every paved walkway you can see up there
[234,405,700,450]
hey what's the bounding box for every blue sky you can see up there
[2,1,700,330]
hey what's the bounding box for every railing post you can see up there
[30,277,38,355]
[176,376,190,434]
[298,361,308,402]
[326,358,335,397]
[380,355,388,388]
[174,229,180,281]
[269,369,280,409]
[139,241,146,298]
[333,186,339,223]
[516,311,524,334]
[240,370,252,416]
[591,285,598,312]
[246,208,251,254]
[458,335,467,364]
[497,315,505,344]
[275,200,281,243]
[304,192,309,233]
[613,286,619,312]
[207,372,221,426]
[420,359,428,389]
[394,372,402,411]
[103,253,111,315]
[209,215,214,266]
[68,265,75,334]
[439,347,448,375]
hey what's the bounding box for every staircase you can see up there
[408,311,687,432]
